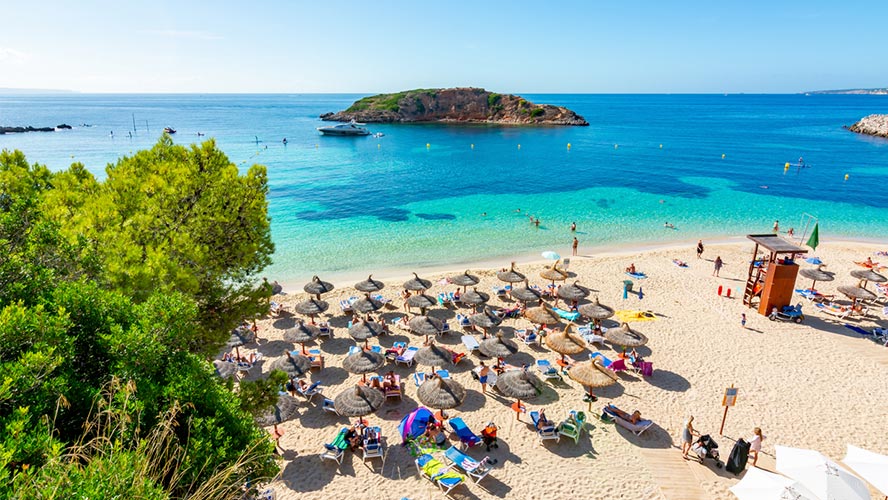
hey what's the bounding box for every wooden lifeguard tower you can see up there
[743,234,808,316]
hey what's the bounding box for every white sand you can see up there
[238,241,888,500]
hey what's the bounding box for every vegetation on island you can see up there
[0,138,282,499]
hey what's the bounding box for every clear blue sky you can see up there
[2,0,885,93]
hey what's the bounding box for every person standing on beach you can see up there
[741,313,747,328]
[478,362,490,394]
[713,256,723,277]
[572,237,578,256]
[271,424,285,455]
[696,240,704,259]
[681,416,699,458]
[748,427,765,467]
[773,220,779,233]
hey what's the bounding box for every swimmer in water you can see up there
[534,218,540,227]
[481,212,487,216]
[664,222,675,229]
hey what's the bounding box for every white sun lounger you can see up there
[396,346,419,366]
[461,335,480,352]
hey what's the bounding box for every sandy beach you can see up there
[238,240,888,500]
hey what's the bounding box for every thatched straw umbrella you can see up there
[303,275,335,299]
[342,349,385,383]
[470,307,503,338]
[450,270,480,292]
[568,358,617,410]
[539,264,569,285]
[850,269,887,288]
[417,376,466,411]
[495,369,542,420]
[352,293,385,314]
[407,293,437,313]
[604,323,649,348]
[271,351,312,378]
[213,359,238,379]
[403,272,432,292]
[283,323,320,354]
[255,393,301,426]
[226,328,253,359]
[333,385,384,418]
[511,280,542,304]
[524,303,560,326]
[837,285,876,304]
[545,326,587,364]
[558,281,590,302]
[355,275,385,293]
[461,288,490,312]
[578,297,615,330]
[479,332,519,359]
[348,320,383,349]
[799,265,835,291]
[497,262,526,283]
[414,342,454,370]
[293,298,329,324]
[408,315,444,339]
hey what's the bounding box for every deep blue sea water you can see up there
[2,93,887,283]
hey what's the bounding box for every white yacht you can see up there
[317,120,371,136]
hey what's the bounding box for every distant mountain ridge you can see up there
[320,88,588,126]
[806,88,888,95]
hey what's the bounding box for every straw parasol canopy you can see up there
[578,297,615,321]
[450,270,480,290]
[470,307,503,329]
[540,265,569,283]
[604,322,649,348]
[342,349,385,381]
[352,293,385,313]
[255,393,301,426]
[558,281,591,301]
[461,288,490,308]
[293,298,329,317]
[355,274,385,293]
[403,272,432,291]
[333,385,384,417]
[511,280,542,303]
[799,265,835,290]
[408,315,444,337]
[303,275,335,298]
[226,328,253,348]
[271,352,311,377]
[213,359,238,379]
[406,293,437,310]
[524,304,560,325]
[497,262,526,283]
[479,332,519,358]
[417,376,466,410]
[568,358,618,388]
[348,320,383,345]
[837,285,876,302]
[545,326,587,362]
[414,342,454,368]
[283,323,320,353]
[850,269,887,285]
[495,369,542,419]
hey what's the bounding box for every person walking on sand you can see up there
[741,313,747,328]
[572,237,578,256]
[271,424,285,455]
[696,240,704,259]
[748,427,765,467]
[478,362,490,394]
[681,416,699,458]
[713,256,723,277]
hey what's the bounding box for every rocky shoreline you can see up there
[847,114,888,138]
[320,87,588,126]
[0,124,72,134]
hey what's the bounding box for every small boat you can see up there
[317,120,370,136]
[163,127,177,134]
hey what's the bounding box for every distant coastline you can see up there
[806,88,888,95]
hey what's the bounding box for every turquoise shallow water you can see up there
[2,93,887,282]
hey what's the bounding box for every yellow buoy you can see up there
[315,144,319,148]
[470,143,474,149]
[377,143,380,149]
[722,153,726,159]
[426,143,430,148]
[659,144,663,149]
[614,144,618,149]
[518,144,521,149]
[567,143,571,149]
[844,173,849,181]
[784,162,790,169]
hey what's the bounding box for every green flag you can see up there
[806,223,820,251]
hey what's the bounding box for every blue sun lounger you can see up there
[448,417,482,449]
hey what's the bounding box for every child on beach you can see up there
[748,427,765,467]
[741,313,747,328]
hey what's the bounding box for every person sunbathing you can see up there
[606,405,642,423]
[626,263,637,274]
[535,409,553,430]
[382,371,398,389]
[345,425,363,451]
[385,345,405,358]
[865,257,875,267]
[453,289,461,302]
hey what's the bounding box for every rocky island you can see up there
[0,124,72,134]
[320,88,588,126]
[848,114,888,139]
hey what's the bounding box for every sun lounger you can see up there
[602,404,654,436]
[461,335,480,352]
[515,328,538,345]
[815,302,854,320]
[317,322,333,338]
[395,346,419,366]
[297,381,323,401]
[552,307,580,321]
[448,417,483,449]
[322,397,339,415]
[438,292,450,306]
[442,347,466,364]
[320,427,349,464]
[492,286,508,297]
[590,352,612,368]
[371,294,390,305]
[472,365,498,387]
[443,446,493,484]
[362,426,385,462]
[529,411,560,443]
[304,349,324,370]
[413,372,426,387]
[440,322,451,334]
[270,301,287,316]
[436,370,450,379]
[416,454,466,495]
[536,359,562,381]
[558,413,581,444]
[384,374,401,399]
[385,341,407,361]
[455,314,471,328]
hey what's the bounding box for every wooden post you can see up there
[720,384,738,435]
[719,405,729,435]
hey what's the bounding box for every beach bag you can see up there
[725,438,750,475]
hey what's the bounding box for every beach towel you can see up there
[626,272,647,279]
[615,310,657,323]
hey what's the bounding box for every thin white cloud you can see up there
[140,29,223,41]
[0,47,30,63]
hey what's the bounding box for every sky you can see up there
[1,0,886,94]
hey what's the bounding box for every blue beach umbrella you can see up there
[805,257,822,265]
[542,251,561,261]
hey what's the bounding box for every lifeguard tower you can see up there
[743,234,808,316]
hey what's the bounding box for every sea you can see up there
[2,93,887,285]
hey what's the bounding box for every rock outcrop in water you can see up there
[848,114,888,138]
[320,88,588,126]
[0,124,71,134]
